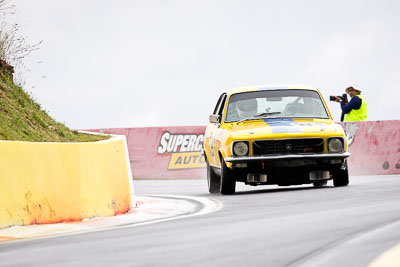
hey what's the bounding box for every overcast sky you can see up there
[7,0,400,129]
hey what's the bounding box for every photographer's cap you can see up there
[346,83,362,93]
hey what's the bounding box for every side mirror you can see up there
[209,114,221,123]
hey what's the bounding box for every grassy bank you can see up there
[0,72,107,142]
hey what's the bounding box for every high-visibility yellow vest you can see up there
[344,95,367,121]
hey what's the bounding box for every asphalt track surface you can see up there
[1,175,400,267]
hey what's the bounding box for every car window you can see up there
[216,95,227,117]
[213,93,227,119]
[225,90,329,122]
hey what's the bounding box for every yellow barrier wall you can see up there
[0,136,134,229]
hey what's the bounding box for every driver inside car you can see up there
[236,99,258,119]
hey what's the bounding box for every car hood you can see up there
[225,118,342,138]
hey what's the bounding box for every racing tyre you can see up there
[313,180,328,187]
[220,159,236,195]
[206,159,220,193]
[333,162,349,187]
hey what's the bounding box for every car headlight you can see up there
[328,138,344,153]
[233,141,249,156]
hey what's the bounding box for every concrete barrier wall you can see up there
[91,120,400,179]
[341,120,400,175]
[0,136,134,229]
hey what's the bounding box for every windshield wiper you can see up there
[236,112,281,125]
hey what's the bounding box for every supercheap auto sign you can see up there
[158,132,206,169]
[87,126,207,179]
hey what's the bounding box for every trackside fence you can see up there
[89,120,400,179]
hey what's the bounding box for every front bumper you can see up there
[223,152,350,185]
[225,152,350,163]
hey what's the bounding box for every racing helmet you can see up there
[236,99,258,118]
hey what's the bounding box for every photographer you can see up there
[335,84,367,121]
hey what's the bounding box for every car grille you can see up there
[252,138,324,155]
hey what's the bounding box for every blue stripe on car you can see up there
[264,118,303,133]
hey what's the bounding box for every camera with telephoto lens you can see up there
[329,93,348,104]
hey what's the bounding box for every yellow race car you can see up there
[203,85,350,195]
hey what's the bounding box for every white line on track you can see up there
[368,242,400,267]
[287,217,400,267]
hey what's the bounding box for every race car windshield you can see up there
[225,89,330,122]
